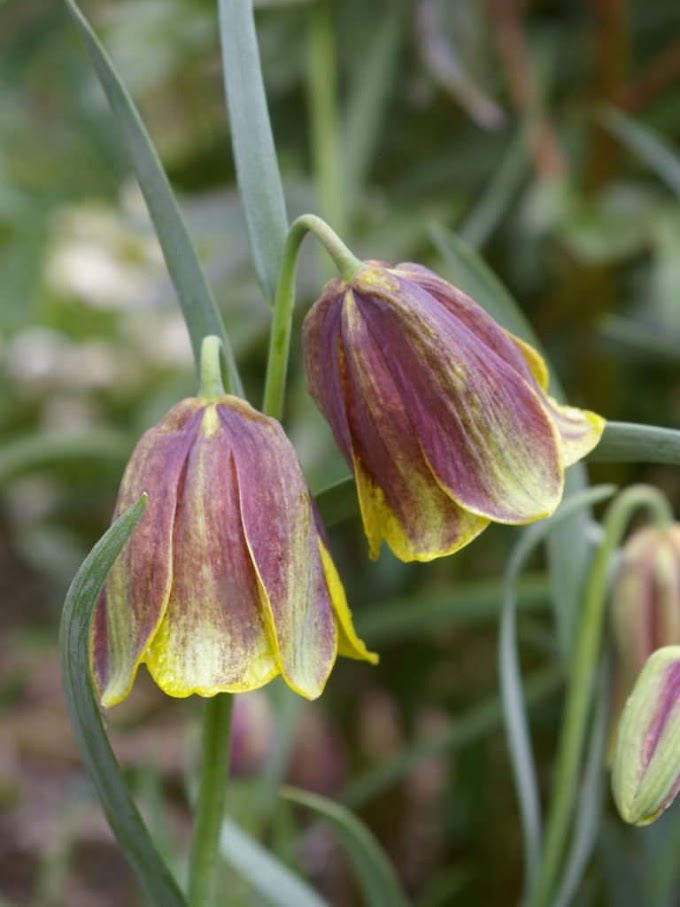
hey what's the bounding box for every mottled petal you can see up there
[392,263,604,465]
[350,285,564,524]
[144,404,278,697]
[612,646,680,825]
[302,281,354,462]
[391,263,543,388]
[222,399,339,699]
[542,396,605,466]
[341,292,489,560]
[95,399,204,707]
[316,539,377,662]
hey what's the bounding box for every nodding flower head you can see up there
[302,260,605,562]
[92,394,376,707]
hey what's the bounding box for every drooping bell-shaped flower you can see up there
[92,344,376,707]
[611,645,680,826]
[610,524,680,701]
[302,260,605,561]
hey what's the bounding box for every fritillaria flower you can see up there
[302,261,605,561]
[610,524,680,701]
[611,645,680,825]
[92,394,376,707]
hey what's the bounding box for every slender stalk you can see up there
[307,0,346,236]
[262,213,361,420]
[529,484,674,907]
[198,336,228,399]
[188,694,233,907]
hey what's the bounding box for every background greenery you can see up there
[0,0,678,904]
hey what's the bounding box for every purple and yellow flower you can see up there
[302,261,605,561]
[611,645,680,826]
[610,524,680,702]
[92,395,376,707]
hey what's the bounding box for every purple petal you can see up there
[221,399,338,699]
[94,399,204,706]
[349,280,564,523]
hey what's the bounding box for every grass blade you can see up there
[218,0,289,304]
[219,818,329,907]
[282,788,411,907]
[63,0,242,395]
[499,487,615,893]
[59,495,188,907]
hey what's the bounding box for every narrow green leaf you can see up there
[219,818,329,907]
[600,107,680,197]
[63,0,242,394]
[0,430,130,484]
[428,224,590,657]
[59,496,188,907]
[282,788,411,907]
[553,680,608,907]
[341,668,561,810]
[218,0,289,304]
[592,422,680,466]
[499,486,615,893]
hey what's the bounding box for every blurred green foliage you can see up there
[0,0,678,904]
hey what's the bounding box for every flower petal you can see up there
[302,280,354,462]
[95,399,204,707]
[349,283,565,524]
[392,264,605,466]
[222,399,339,699]
[340,293,489,560]
[144,403,278,697]
[317,538,378,663]
[542,396,606,466]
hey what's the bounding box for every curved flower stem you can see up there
[262,213,361,420]
[198,336,229,400]
[529,484,675,907]
[188,694,233,907]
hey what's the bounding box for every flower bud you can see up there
[610,524,680,697]
[611,646,680,825]
[92,394,376,707]
[302,261,604,562]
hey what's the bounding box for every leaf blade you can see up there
[282,788,411,907]
[218,0,289,304]
[59,496,188,907]
[63,0,242,394]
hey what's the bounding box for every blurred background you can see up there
[0,0,678,904]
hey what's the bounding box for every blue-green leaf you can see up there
[282,788,411,907]
[59,495,188,907]
[63,0,242,394]
[218,0,289,304]
[219,818,329,907]
[499,486,615,893]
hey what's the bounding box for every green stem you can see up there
[188,694,233,907]
[262,213,361,420]
[308,0,346,237]
[198,336,228,400]
[529,484,674,907]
